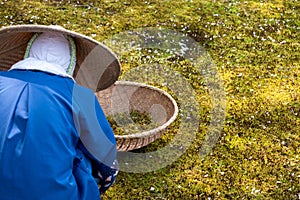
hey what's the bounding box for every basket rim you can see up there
[110,80,179,139]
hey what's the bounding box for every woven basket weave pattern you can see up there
[96,81,178,151]
[0,32,32,71]
[0,25,121,91]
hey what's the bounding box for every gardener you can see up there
[0,25,120,200]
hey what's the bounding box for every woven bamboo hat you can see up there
[0,24,121,91]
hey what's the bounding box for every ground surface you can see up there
[0,0,299,199]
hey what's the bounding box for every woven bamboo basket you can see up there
[95,81,179,152]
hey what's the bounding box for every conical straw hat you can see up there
[0,24,121,91]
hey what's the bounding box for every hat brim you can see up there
[0,24,121,91]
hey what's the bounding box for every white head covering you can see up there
[10,32,76,79]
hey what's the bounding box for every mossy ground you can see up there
[1,0,299,199]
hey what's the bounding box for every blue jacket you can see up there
[0,69,117,200]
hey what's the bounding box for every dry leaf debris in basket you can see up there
[107,110,159,136]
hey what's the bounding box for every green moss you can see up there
[107,110,156,135]
[1,0,299,199]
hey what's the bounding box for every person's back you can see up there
[0,69,100,199]
[0,28,119,200]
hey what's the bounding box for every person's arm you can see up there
[72,85,119,193]
[77,141,119,194]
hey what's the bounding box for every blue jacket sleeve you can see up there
[72,84,117,166]
[72,84,118,193]
[77,141,119,194]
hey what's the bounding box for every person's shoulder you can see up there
[72,83,96,97]
[0,70,26,80]
[0,71,13,81]
[73,83,93,92]
[0,70,12,77]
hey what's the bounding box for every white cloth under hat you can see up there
[10,32,76,79]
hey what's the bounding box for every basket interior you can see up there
[96,81,177,135]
